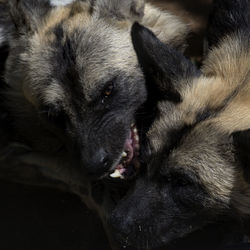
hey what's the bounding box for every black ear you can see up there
[207,0,250,49]
[131,22,199,103]
[233,129,250,182]
[8,0,52,34]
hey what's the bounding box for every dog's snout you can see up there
[100,153,110,168]
[83,148,111,177]
[96,148,110,167]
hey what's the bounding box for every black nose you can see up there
[83,148,111,178]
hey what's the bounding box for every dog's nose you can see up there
[83,148,111,178]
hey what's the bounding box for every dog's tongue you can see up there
[125,136,134,162]
[110,127,139,179]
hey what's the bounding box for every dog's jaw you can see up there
[110,124,140,179]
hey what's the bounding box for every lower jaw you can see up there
[109,156,140,180]
[109,125,141,180]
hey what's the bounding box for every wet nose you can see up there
[83,148,111,178]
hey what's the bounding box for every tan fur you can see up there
[179,77,224,124]
[142,3,189,46]
[38,7,71,35]
[21,0,189,108]
[147,29,250,215]
[36,1,188,50]
[183,33,250,209]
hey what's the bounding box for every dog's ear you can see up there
[97,0,145,21]
[131,22,199,103]
[8,0,52,35]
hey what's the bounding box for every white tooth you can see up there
[122,151,127,157]
[131,123,135,128]
[133,128,138,134]
[135,135,139,142]
[110,169,122,178]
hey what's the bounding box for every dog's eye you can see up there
[101,82,114,104]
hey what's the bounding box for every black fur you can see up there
[0,2,12,147]
[131,22,200,162]
[233,129,250,182]
[131,22,199,103]
[162,124,193,156]
[8,0,52,33]
[207,0,250,48]
[217,243,250,250]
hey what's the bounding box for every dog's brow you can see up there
[43,82,65,104]
[164,124,193,155]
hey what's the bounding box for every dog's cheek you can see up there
[109,180,168,247]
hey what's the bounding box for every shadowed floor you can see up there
[0,181,110,250]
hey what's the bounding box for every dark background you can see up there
[0,181,110,250]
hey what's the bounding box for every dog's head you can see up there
[110,0,250,246]
[5,0,149,178]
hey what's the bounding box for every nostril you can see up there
[97,148,111,169]
[82,148,111,177]
[101,155,110,168]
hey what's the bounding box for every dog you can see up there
[0,0,188,179]
[0,0,189,248]
[110,0,250,248]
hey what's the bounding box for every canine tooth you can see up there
[122,151,127,157]
[135,135,139,142]
[110,169,122,178]
[133,128,138,133]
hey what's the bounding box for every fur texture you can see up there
[1,0,188,177]
[110,0,250,248]
[0,0,188,249]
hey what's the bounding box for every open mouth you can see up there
[109,124,140,180]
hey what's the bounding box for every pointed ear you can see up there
[131,22,199,103]
[8,0,52,34]
[97,0,145,21]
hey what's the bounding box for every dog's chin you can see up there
[112,224,193,250]
[112,229,172,250]
[108,124,141,180]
